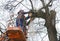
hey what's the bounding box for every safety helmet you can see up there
[18,10,24,14]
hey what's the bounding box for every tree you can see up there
[29,0,58,41]
[0,0,58,41]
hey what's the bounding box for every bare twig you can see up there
[14,0,30,10]
[41,33,48,41]
[20,3,31,10]
[14,0,24,7]
[0,22,6,28]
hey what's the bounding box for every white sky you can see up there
[0,0,60,41]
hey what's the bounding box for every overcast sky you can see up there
[0,0,60,41]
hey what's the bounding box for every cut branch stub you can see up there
[37,10,45,18]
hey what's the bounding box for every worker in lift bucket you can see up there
[16,10,32,34]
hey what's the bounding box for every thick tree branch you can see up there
[46,0,52,6]
[40,0,52,10]
[40,0,45,7]
[29,0,34,10]
[40,0,50,15]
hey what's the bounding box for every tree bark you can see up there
[45,14,58,41]
[45,7,57,41]
[42,0,58,40]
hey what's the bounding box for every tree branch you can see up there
[14,0,30,10]
[40,0,46,8]
[41,33,48,41]
[29,0,34,10]
[20,3,30,10]
[46,0,52,6]
[40,0,53,10]
[40,0,50,18]
[14,0,24,7]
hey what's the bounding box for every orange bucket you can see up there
[6,26,26,41]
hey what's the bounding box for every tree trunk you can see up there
[39,0,58,41]
[45,15,58,41]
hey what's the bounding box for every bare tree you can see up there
[28,0,58,41]
[0,0,58,41]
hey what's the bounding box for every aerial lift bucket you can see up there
[6,26,26,41]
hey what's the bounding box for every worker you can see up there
[16,10,32,35]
